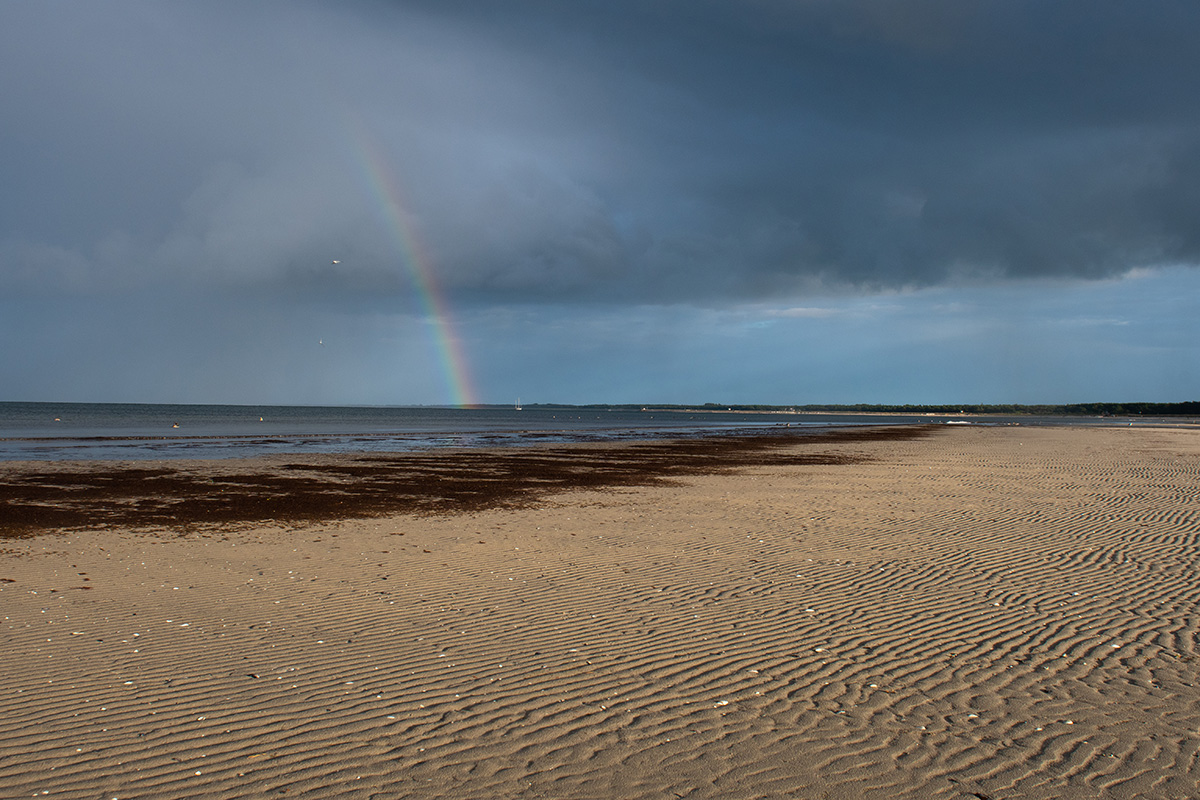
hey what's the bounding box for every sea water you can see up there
[0,401,1126,461]
[0,402,817,460]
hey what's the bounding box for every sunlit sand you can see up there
[2,425,1199,799]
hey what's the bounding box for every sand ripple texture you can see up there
[2,425,1199,799]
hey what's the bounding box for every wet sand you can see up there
[2,425,1199,799]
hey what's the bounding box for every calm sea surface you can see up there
[0,401,1151,461]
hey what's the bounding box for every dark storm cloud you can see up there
[2,0,1198,306]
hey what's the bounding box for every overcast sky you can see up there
[2,0,1197,405]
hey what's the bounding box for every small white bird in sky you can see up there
[331,260,340,265]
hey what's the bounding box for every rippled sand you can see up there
[2,425,1199,799]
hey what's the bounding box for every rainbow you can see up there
[345,123,479,407]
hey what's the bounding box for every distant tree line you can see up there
[522,402,1200,416]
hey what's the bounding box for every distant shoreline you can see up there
[546,401,1200,417]
[4,399,1198,416]
[641,407,1200,421]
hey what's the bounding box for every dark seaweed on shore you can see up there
[0,426,933,537]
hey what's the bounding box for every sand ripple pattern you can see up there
[2,425,1200,798]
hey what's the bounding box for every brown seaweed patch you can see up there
[0,425,933,536]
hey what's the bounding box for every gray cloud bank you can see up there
[3,0,1198,307]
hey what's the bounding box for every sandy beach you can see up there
[2,424,1199,799]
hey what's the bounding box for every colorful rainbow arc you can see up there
[347,126,479,408]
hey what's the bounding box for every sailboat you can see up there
[515,397,522,411]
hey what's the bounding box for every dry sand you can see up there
[2,424,1199,799]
